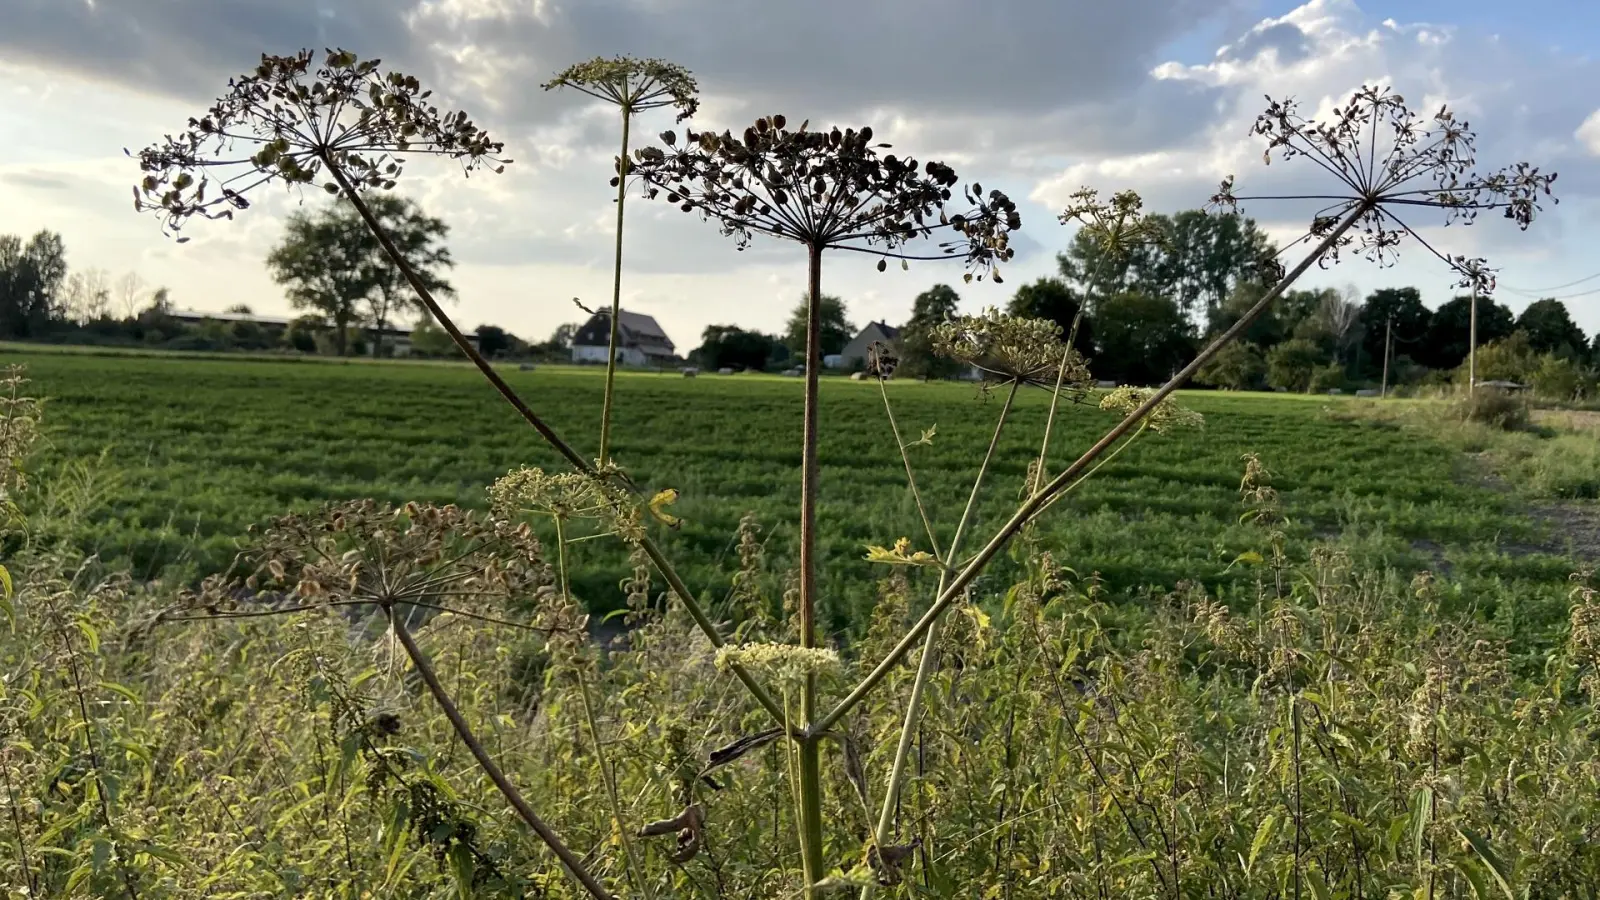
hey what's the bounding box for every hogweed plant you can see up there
[543,58,699,466]
[128,54,1563,898]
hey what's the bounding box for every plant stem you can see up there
[329,163,787,727]
[797,241,826,895]
[599,106,632,466]
[812,201,1370,735]
[874,379,941,556]
[385,606,616,900]
[861,380,1018,900]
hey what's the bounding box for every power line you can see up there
[1501,271,1600,293]
[1500,283,1600,302]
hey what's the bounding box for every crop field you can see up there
[8,346,1585,639]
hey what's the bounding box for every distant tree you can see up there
[1359,287,1431,376]
[1294,286,1363,368]
[1090,290,1195,385]
[114,272,148,319]
[549,322,580,350]
[695,325,781,371]
[1006,277,1094,355]
[899,283,965,379]
[782,294,853,360]
[1516,298,1588,357]
[267,205,376,356]
[1593,333,1600,367]
[284,314,323,353]
[1468,331,1539,384]
[409,317,460,358]
[1266,338,1331,392]
[1058,209,1275,319]
[1195,340,1267,390]
[0,229,68,337]
[476,325,514,358]
[146,287,173,315]
[61,267,112,324]
[1531,354,1591,402]
[1420,295,1515,370]
[350,195,455,357]
[225,303,253,315]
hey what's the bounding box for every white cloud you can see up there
[1,0,1598,348]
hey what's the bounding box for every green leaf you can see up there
[0,562,12,599]
[1306,866,1333,900]
[1247,813,1278,875]
[1456,827,1515,899]
[98,680,142,704]
[1410,786,1433,864]
[1455,856,1494,900]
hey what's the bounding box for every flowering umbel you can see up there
[930,307,1092,390]
[542,56,699,124]
[130,48,509,238]
[629,114,1020,277]
[1209,85,1557,290]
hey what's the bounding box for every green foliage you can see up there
[897,284,965,380]
[1516,297,1589,357]
[1360,286,1432,374]
[1468,331,1540,384]
[1453,387,1530,431]
[1195,340,1266,390]
[693,325,783,371]
[1089,290,1195,385]
[0,229,69,338]
[1422,295,1516,370]
[1267,338,1331,393]
[783,294,854,360]
[1005,277,1094,355]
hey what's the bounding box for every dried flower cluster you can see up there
[629,114,1019,274]
[1098,387,1204,434]
[1210,85,1557,289]
[130,49,508,238]
[176,500,552,623]
[931,307,1092,389]
[714,642,842,686]
[1057,187,1170,259]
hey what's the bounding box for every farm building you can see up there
[837,321,900,369]
[571,309,677,366]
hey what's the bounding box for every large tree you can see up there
[1359,287,1431,376]
[1266,338,1331,392]
[1006,277,1094,356]
[1419,295,1516,371]
[1058,209,1276,319]
[696,324,783,371]
[782,293,853,361]
[0,229,68,338]
[1516,298,1588,357]
[1090,290,1195,385]
[354,195,455,357]
[266,196,454,356]
[898,283,964,379]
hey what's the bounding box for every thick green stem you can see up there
[599,107,632,466]
[329,163,786,727]
[812,202,1369,735]
[385,607,615,900]
[862,381,1018,900]
[797,241,826,893]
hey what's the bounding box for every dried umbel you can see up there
[130,48,509,238]
[865,340,899,380]
[930,307,1092,390]
[542,56,699,124]
[178,499,553,624]
[1210,85,1558,289]
[630,114,1019,274]
[1057,187,1170,260]
[1098,387,1204,434]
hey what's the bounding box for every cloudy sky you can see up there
[2,0,1597,350]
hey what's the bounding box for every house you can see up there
[571,309,677,366]
[837,321,900,369]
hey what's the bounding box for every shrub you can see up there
[1453,385,1529,430]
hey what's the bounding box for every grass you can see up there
[7,347,1584,641]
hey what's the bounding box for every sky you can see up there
[1,0,1597,352]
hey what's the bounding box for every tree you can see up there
[782,293,854,361]
[1468,331,1538,384]
[1266,338,1330,392]
[1516,298,1588,357]
[1359,287,1431,376]
[549,323,579,350]
[695,325,781,371]
[1090,291,1195,385]
[1006,277,1094,355]
[353,195,455,357]
[266,205,376,356]
[1294,286,1363,368]
[1058,209,1275,319]
[0,229,68,338]
[61,267,112,324]
[1419,295,1515,370]
[114,272,148,319]
[475,325,515,358]
[284,315,323,353]
[409,317,461,358]
[1195,340,1266,390]
[899,283,965,379]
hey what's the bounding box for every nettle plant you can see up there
[132,48,1559,898]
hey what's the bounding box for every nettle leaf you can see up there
[864,537,941,568]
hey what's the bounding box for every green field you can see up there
[6,346,1584,638]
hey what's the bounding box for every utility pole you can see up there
[1381,317,1392,398]
[1467,278,1479,396]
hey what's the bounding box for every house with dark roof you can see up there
[837,321,901,369]
[571,309,677,366]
